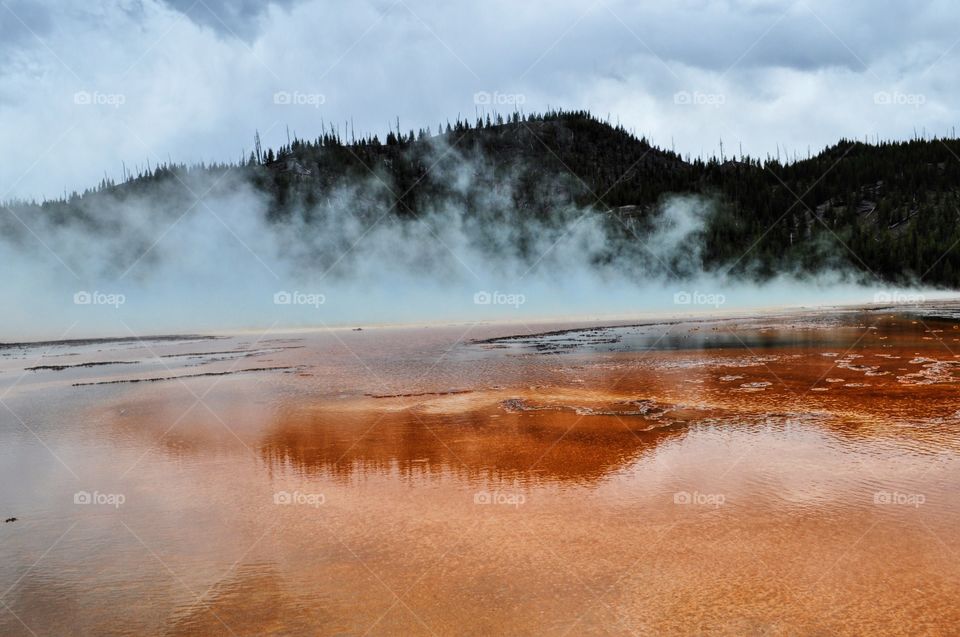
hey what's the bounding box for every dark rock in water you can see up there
[353,328,363,331]
[4,517,16,523]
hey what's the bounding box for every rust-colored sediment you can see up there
[1,310,959,635]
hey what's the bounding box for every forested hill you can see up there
[10,110,960,286]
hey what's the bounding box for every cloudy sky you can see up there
[1,0,957,200]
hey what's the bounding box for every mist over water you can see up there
[0,140,941,341]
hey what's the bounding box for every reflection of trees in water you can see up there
[257,405,691,485]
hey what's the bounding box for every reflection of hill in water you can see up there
[258,403,692,485]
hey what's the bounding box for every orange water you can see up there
[1,309,959,635]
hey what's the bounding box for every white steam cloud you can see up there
[0,138,941,341]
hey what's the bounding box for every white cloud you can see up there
[2,0,959,199]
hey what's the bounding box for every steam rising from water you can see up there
[0,140,942,341]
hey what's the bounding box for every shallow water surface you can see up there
[1,309,959,635]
